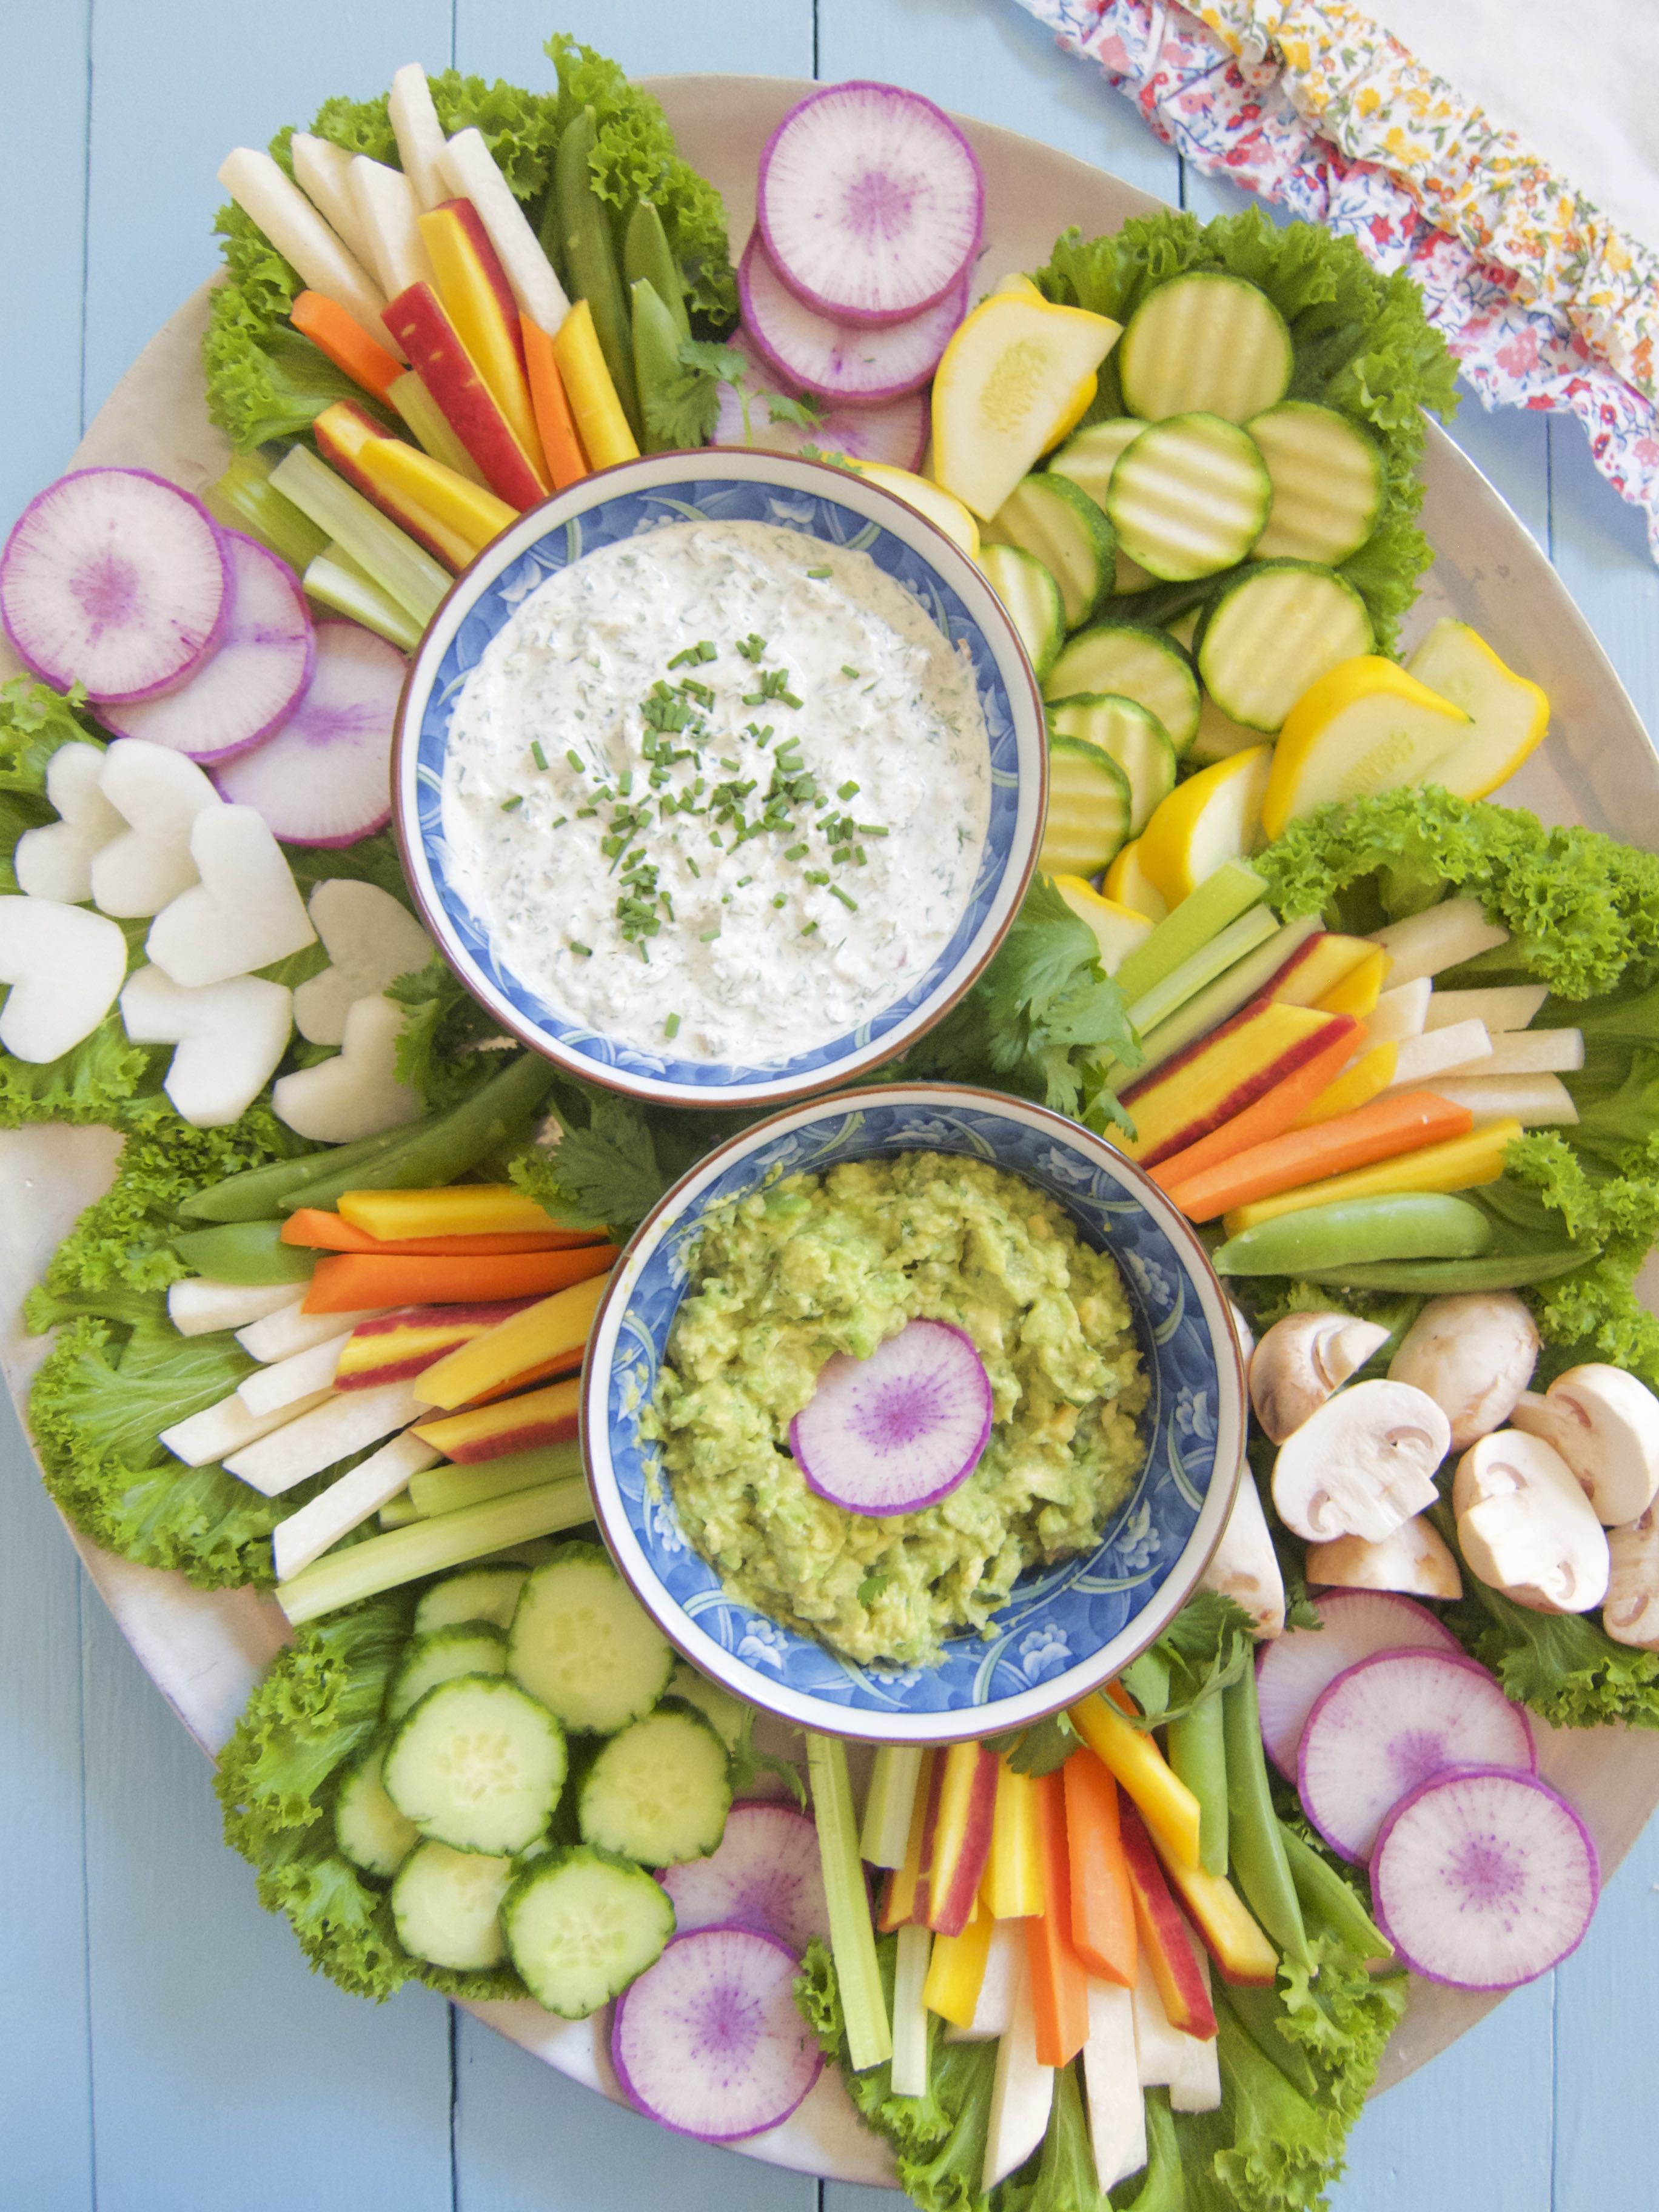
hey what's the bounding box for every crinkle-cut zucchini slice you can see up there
[1046,693,1177,837]
[982,471,1114,629]
[1040,731,1133,877]
[1248,400,1384,565]
[1044,621,1200,755]
[978,541,1065,682]
[1195,560,1374,732]
[1106,414,1272,585]
[1119,271,1293,424]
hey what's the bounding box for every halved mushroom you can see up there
[1199,1469,1284,1637]
[1387,1292,1539,1450]
[1452,1429,1610,1614]
[1306,1515,1463,1601]
[1509,1363,1659,1526]
[1272,1379,1450,1544]
[1250,1312,1392,1445]
[1604,1509,1659,1649]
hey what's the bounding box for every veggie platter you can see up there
[7,38,1659,2210]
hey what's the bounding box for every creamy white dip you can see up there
[440,518,991,1064]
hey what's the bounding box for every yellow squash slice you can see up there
[1260,657,1470,840]
[1405,618,1550,799]
[931,292,1122,520]
[1138,745,1275,906]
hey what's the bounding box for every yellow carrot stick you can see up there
[922,1912,994,2026]
[356,438,517,558]
[982,1758,1045,1918]
[1067,1694,1203,1872]
[1220,1118,1520,1238]
[553,299,640,469]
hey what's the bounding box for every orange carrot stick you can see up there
[521,315,591,490]
[461,1344,589,1406]
[290,289,404,402]
[280,1207,605,1256]
[301,1243,617,1315]
[1149,1020,1360,1194]
[1062,1749,1137,1988]
[1165,1090,1475,1224]
[1025,1769,1090,2067]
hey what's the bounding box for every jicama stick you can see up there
[217,147,398,355]
[271,1429,443,1581]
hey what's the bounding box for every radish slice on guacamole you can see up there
[789,1318,993,1516]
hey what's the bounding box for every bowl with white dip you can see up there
[394,452,1045,1106]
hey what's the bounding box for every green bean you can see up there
[1222,1667,1310,1968]
[173,1221,316,1285]
[180,1122,418,1223]
[1213,1192,1492,1277]
[1166,1692,1229,1877]
[1276,1819,1395,1968]
[548,107,640,438]
[631,277,687,455]
[623,201,689,340]
[1214,1981,1321,2099]
[1292,1247,1584,1293]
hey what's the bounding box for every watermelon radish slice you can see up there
[211,620,404,846]
[711,341,928,470]
[611,1923,823,2142]
[99,534,314,763]
[1370,1765,1599,1990]
[757,82,983,327]
[1,468,229,702]
[740,229,967,403]
[789,1318,992,1516]
[1297,1648,1535,1864]
[1255,1588,1460,1781]
[657,1802,829,1957]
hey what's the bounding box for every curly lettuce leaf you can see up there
[1119,1591,1256,1731]
[798,1935,960,2159]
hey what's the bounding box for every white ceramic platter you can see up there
[4,70,1659,2185]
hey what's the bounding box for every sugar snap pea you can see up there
[1222,1666,1310,1968]
[548,107,641,438]
[180,1122,417,1223]
[1276,1819,1394,1968]
[1213,1192,1492,1276]
[1292,1247,1584,1293]
[1215,1981,1321,2098]
[623,201,689,340]
[1167,1692,1229,1877]
[173,1221,315,1285]
[631,278,688,455]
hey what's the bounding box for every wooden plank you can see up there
[457,0,813,83]
[1553,1805,1659,2204]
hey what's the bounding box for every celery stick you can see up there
[270,444,448,626]
[379,1490,421,1528]
[1125,903,1281,1039]
[304,545,423,653]
[278,1475,591,1624]
[890,1921,932,2098]
[860,1744,925,1870]
[806,1731,892,2070]
[203,452,329,574]
[1110,857,1266,1008]
[410,1439,586,1520]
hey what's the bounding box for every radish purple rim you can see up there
[580,1081,1248,1746]
[789,1318,994,1515]
[1255,1587,1462,1781]
[737,229,970,403]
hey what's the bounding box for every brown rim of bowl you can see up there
[389,446,1048,1110]
[575,1079,1250,1746]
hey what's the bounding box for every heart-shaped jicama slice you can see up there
[145,802,315,987]
[789,1318,993,1516]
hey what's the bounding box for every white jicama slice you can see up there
[657,1801,829,1956]
[890,1921,933,2098]
[739,229,967,402]
[273,991,423,1143]
[238,1299,383,1364]
[1367,895,1509,986]
[1430,1073,1579,1128]
[1421,984,1549,1034]
[272,1428,443,1582]
[92,739,220,917]
[1296,1647,1536,1863]
[212,620,406,846]
[160,1384,333,1470]
[984,1957,1054,2188]
[1198,1469,1285,1637]
[1,468,229,702]
[218,147,401,358]
[1370,1767,1598,1990]
[943,1915,1023,2042]
[98,533,315,763]
[757,82,983,325]
[711,341,928,469]
[224,1378,423,1495]
[348,156,436,300]
[789,1318,993,1513]
[1254,1587,1460,1780]
[236,1328,355,1419]
[1364,976,1432,1048]
[1082,1980,1147,2190]
[13,742,123,903]
[438,127,570,333]
[146,803,315,987]
[388,62,453,212]
[0,897,127,1062]
[167,1278,300,1337]
[293,879,434,1045]
[611,1925,823,2142]
[1451,1028,1583,1078]
[1385,1019,1491,1090]
[118,964,293,1128]
[1129,1946,1188,2088]
[289,133,381,271]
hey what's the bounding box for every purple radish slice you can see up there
[98,533,315,763]
[1297,1648,1535,1865]
[1,468,229,702]
[1372,1765,1600,1989]
[611,1923,823,2142]
[212,620,404,846]
[740,228,967,403]
[711,343,929,470]
[789,1318,993,1516]
[658,1802,830,1957]
[1256,1587,1460,1781]
[757,81,984,327]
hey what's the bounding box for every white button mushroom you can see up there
[1604,1509,1659,1650]
[1509,1364,1659,1527]
[1198,1470,1285,1638]
[1452,1429,1610,1614]
[1249,1312,1392,1445]
[1387,1292,1540,1450]
[1272,1379,1450,1545]
[1306,1515,1462,1601]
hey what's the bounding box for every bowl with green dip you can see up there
[582,1084,1248,1744]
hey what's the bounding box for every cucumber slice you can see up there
[1048,420,1156,595]
[578,1701,734,1866]
[501,1844,676,2018]
[668,1660,748,1751]
[1107,415,1272,584]
[1046,694,1176,837]
[391,1839,514,1970]
[982,472,1114,629]
[1196,560,1374,732]
[1044,622,1200,754]
[385,1623,508,1723]
[1119,272,1292,423]
[335,1738,420,1880]
[978,542,1064,682]
[1247,401,1384,565]
[1040,732,1133,876]
[384,1674,568,1856]
[1188,691,1266,766]
[414,1566,531,1636]
[508,1541,675,1735]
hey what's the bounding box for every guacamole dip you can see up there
[647,1151,1148,1668]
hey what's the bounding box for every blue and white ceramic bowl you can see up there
[392,452,1046,1109]
[582,1084,1248,1746]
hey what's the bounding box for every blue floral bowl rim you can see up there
[390,449,1048,1111]
[578,1081,1248,1747]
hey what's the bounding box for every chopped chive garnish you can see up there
[531,741,549,771]
[565,748,585,773]
[857,822,890,836]
[570,941,592,957]
[687,858,702,878]
[841,665,859,679]
[801,920,819,936]
[550,815,568,830]
[500,794,524,811]
[780,690,803,710]
[736,634,768,662]
[665,1013,681,1039]
[830,883,858,911]
[784,842,808,862]
[719,757,741,772]
[854,844,867,865]
[667,641,716,669]
[773,893,787,908]
[700,926,721,942]
[806,566,832,578]
[618,770,632,795]
[837,780,860,800]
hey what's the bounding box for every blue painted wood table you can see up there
[2,3,1657,2207]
